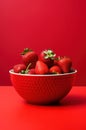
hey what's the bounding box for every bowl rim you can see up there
[9,69,77,77]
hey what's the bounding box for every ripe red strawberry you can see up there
[54,59,59,66]
[35,61,49,74]
[21,48,38,68]
[39,49,56,68]
[13,64,26,73]
[49,65,62,74]
[57,56,72,73]
[28,69,35,74]
[20,63,33,74]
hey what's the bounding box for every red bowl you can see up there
[9,69,77,104]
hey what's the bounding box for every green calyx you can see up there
[21,48,32,55]
[43,49,56,59]
[54,56,63,61]
[20,63,32,74]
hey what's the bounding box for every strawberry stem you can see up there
[25,63,32,74]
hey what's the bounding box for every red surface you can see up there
[0,86,86,130]
[0,0,86,85]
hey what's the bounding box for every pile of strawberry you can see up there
[13,48,74,74]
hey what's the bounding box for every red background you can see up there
[0,0,86,85]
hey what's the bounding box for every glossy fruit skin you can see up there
[57,57,72,73]
[35,61,49,74]
[39,50,56,68]
[22,51,38,68]
[54,59,59,66]
[13,64,26,73]
[28,69,35,74]
[49,65,62,74]
[39,52,54,68]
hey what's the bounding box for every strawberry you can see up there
[39,49,56,68]
[49,65,62,74]
[21,63,32,74]
[35,61,49,74]
[54,59,59,66]
[57,56,72,73]
[28,69,35,74]
[13,64,26,73]
[21,48,38,68]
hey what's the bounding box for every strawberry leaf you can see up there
[43,49,56,59]
[20,70,25,74]
[21,48,33,55]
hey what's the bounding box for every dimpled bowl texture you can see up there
[9,69,77,104]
